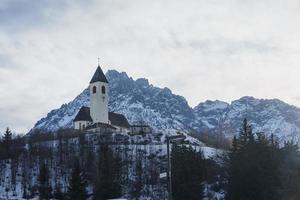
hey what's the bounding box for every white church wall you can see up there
[90,81,109,124]
[114,125,130,133]
[74,121,90,130]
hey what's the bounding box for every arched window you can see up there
[92,86,97,94]
[102,86,106,94]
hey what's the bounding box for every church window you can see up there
[93,86,97,94]
[102,86,106,94]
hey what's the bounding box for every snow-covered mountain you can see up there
[32,70,300,143]
[33,70,195,133]
[194,97,300,143]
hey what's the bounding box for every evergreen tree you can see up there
[171,145,205,200]
[130,152,144,199]
[3,127,12,142]
[53,184,64,200]
[2,127,12,158]
[38,162,52,200]
[239,119,254,146]
[279,141,300,200]
[94,145,122,200]
[231,136,238,152]
[22,182,28,199]
[226,119,281,200]
[67,157,87,200]
[84,148,96,183]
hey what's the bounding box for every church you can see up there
[73,65,130,132]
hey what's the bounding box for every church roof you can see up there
[73,106,93,122]
[109,112,131,128]
[73,106,130,128]
[90,66,108,84]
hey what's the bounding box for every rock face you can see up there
[194,97,300,143]
[32,70,300,143]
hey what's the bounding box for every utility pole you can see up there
[167,138,172,200]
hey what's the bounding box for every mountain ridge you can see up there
[32,69,300,143]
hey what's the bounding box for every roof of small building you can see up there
[73,106,93,122]
[90,65,108,83]
[73,106,130,128]
[109,112,130,128]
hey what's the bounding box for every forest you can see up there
[0,119,299,200]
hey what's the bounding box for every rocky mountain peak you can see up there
[31,70,300,144]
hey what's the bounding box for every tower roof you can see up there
[90,65,108,84]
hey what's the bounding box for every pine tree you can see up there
[38,162,52,200]
[279,141,300,200]
[3,127,12,142]
[231,136,238,152]
[171,145,204,200]
[226,119,282,200]
[239,119,254,145]
[84,148,96,183]
[67,157,87,200]
[94,145,121,200]
[2,127,12,158]
[53,184,64,200]
[130,152,143,199]
[22,183,27,199]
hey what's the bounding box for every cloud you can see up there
[1,0,300,133]
[0,55,16,69]
[0,0,93,32]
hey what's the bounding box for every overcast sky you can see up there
[1,0,300,133]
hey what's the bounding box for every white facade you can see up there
[90,81,109,124]
[114,125,130,133]
[74,121,92,130]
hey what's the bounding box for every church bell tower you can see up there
[89,65,109,124]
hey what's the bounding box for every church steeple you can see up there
[90,65,108,83]
[89,64,109,124]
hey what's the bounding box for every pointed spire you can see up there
[90,65,108,83]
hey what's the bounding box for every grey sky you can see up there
[1,0,300,133]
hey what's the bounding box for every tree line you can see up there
[1,120,300,200]
[226,119,300,200]
[0,128,167,199]
[37,144,122,200]
[171,119,300,200]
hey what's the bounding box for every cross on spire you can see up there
[97,57,100,66]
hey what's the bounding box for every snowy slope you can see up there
[33,89,90,132]
[32,70,300,143]
[0,131,217,200]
